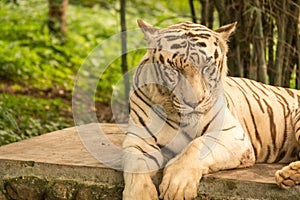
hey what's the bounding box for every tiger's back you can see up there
[225,76,300,163]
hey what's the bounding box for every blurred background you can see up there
[0,0,299,145]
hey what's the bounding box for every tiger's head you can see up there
[133,19,236,118]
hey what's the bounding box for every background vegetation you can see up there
[0,0,191,145]
[0,0,299,145]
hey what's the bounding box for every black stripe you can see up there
[153,63,162,83]
[185,32,211,39]
[164,35,181,41]
[277,100,288,152]
[199,49,207,58]
[181,130,194,141]
[135,89,179,130]
[221,125,237,131]
[248,80,269,96]
[264,145,271,162]
[159,54,165,64]
[158,144,177,158]
[172,52,179,59]
[230,79,264,148]
[150,106,179,130]
[170,44,182,49]
[190,52,200,65]
[241,79,265,113]
[131,108,157,142]
[186,41,190,57]
[130,98,148,117]
[200,106,223,136]
[191,28,210,32]
[241,79,261,98]
[133,145,161,168]
[134,59,153,88]
[126,132,160,151]
[224,91,235,109]
[226,78,235,87]
[284,88,295,98]
[243,118,258,158]
[230,78,248,94]
[271,89,291,117]
[155,63,167,86]
[197,42,207,47]
[219,58,224,74]
[209,67,216,77]
[214,49,219,59]
[295,125,300,134]
[134,88,152,107]
[262,99,276,154]
[274,150,286,163]
[166,58,173,66]
[239,88,263,146]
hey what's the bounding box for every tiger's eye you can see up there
[201,66,209,75]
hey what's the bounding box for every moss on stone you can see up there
[4,176,47,200]
[76,183,123,200]
[45,179,78,200]
[1,176,124,200]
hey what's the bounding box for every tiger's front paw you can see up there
[275,161,300,189]
[159,162,202,200]
[123,173,159,200]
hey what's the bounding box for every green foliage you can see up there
[0,0,191,101]
[0,0,194,145]
[0,2,73,90]
[0,93,72,145]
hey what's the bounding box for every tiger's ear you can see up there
[137,19,158,43]
[215,22,237,41]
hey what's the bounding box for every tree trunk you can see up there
[214,0,240,76]
[253,0,267,83]
[189,0,197,23]
[48,0,68,40]
[213,0,227,26]
[266,16,275,85]
[120,0,130,110]
[297,12,300,89]
[273,0,287,86]
[282,0,299,88]
[200,0,214,28]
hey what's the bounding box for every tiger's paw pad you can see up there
[159,165,200,200]
[275,161,300,189]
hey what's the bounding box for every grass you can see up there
[0,93,72,145]
[0,0,192,145]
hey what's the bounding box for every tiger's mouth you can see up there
[180,110,202,117]
[176,102,212,117]
[189,110,202,115]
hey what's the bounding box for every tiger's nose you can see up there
[183,99,200,109]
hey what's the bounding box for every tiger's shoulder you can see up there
[225,76,300,102]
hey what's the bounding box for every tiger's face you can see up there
[135,20,236,117]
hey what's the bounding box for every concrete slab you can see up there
[0,123,126,168]
[0,123,299,199]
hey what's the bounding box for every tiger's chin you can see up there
[180,111,201,123]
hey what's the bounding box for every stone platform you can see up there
[0,123,299,199]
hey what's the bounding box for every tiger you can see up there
[122,19,300,200]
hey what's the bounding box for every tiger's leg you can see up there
[275,112,300,189]
[159,109,255,200]
[122,134,163,200]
